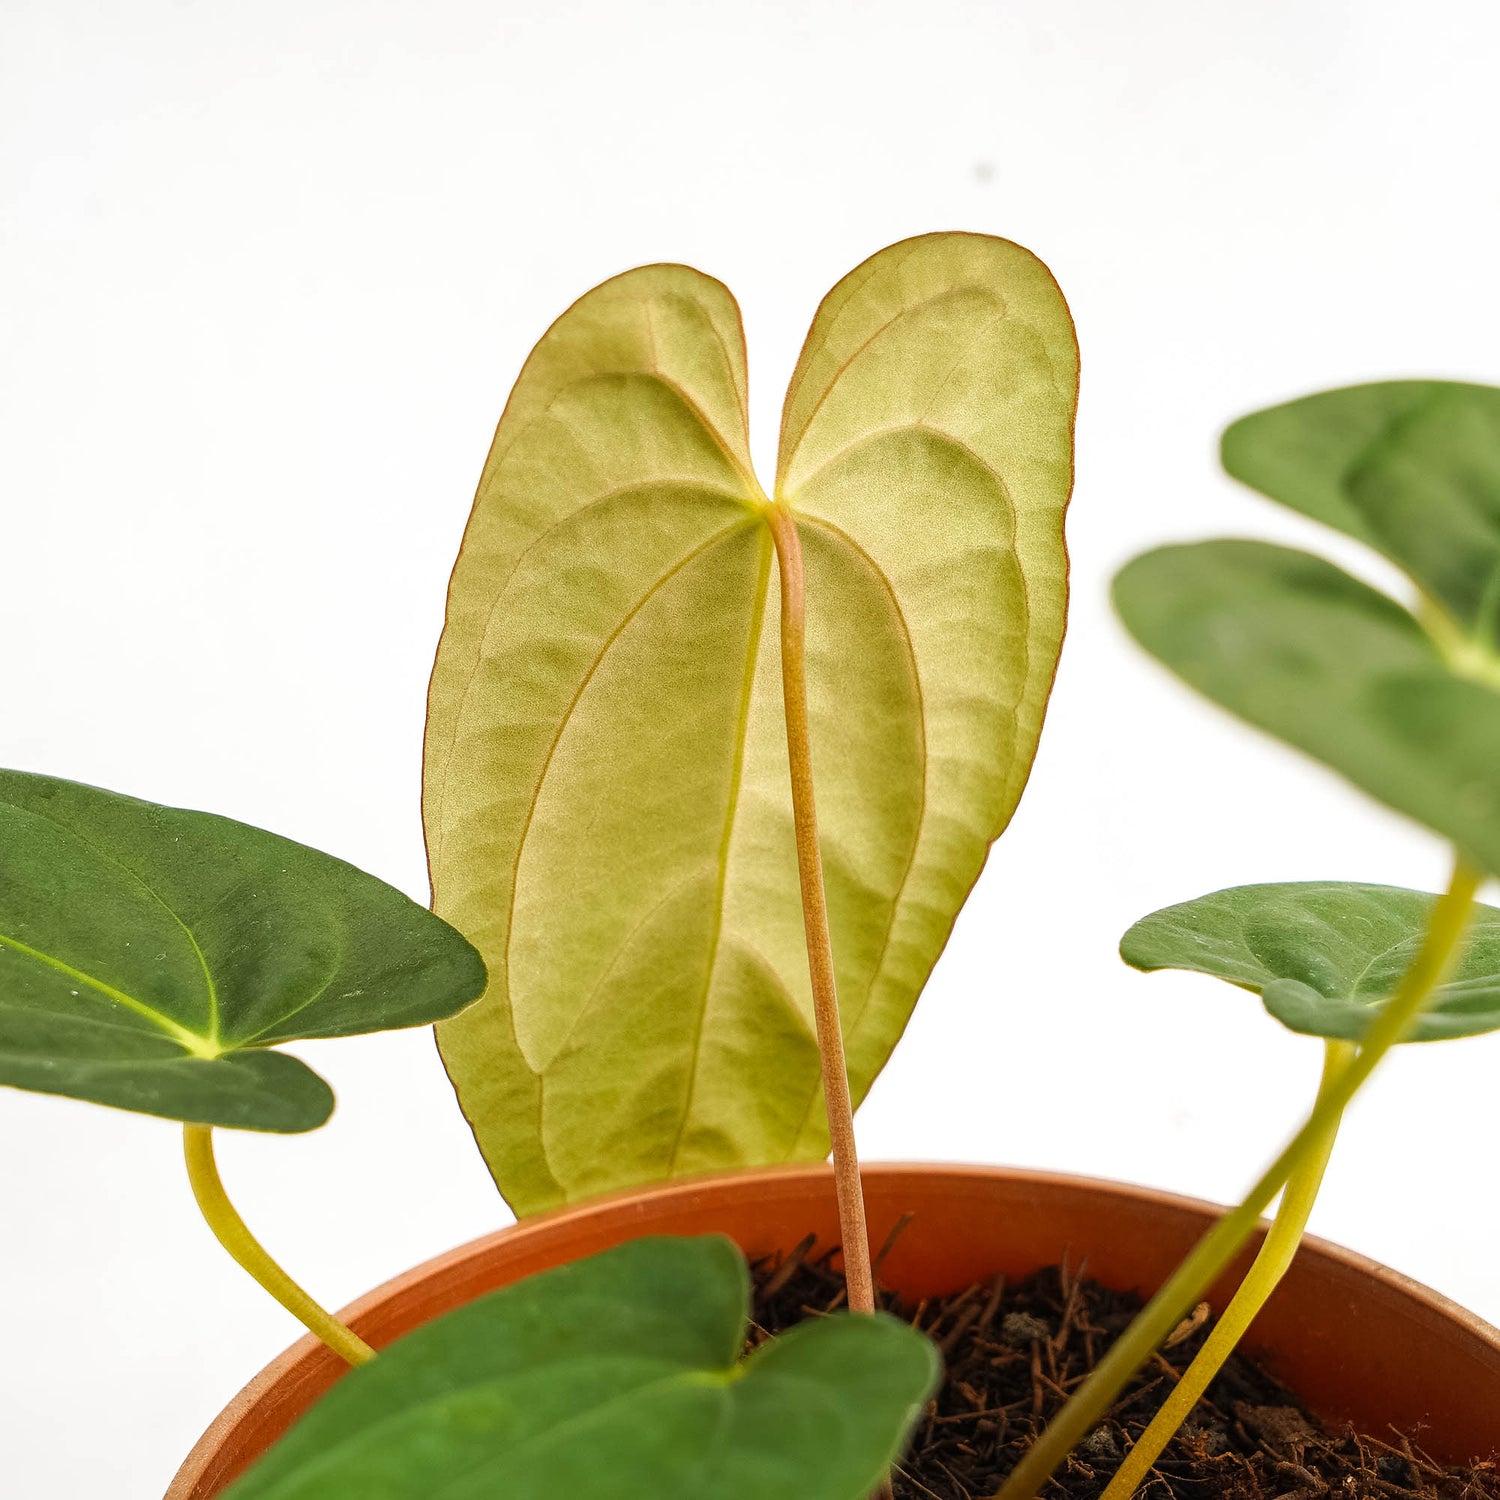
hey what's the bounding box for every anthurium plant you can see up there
[421,239,1500,1498]
[422,231,1080,1319]
[997,379,1500,1497]
[0,769,936,1497]
[9,218,1497,1499]
[5,233,1078,1499]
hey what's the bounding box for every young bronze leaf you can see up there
[1222,380,1500,642]
[1122,882,1500,1043]
[223,1236,938,1500]
[0,770,486,1131]
[425,236,1077,1214]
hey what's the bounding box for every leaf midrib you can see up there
[504,517,758,1071]
[4,799,222,1044]
[0,930,212,1057]
[666,524,775,1172]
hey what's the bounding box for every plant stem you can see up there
[183,1125,376,1367]
[765,501,876,1317]
[995,854,1481,1500]
[1099,1037,1354,1500]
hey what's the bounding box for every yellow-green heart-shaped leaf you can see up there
[1122,881,1500,1043]
[425,235,1078,1213]
[1222,380,1500,643]
[0,770,487,1131]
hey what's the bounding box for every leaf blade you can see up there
[224,1236,938,1500]
[1222,380,1500,637]
[1110,539,1500,871]
[779,234,1077,1111]
[427,266,768,1211]
[0,770,486,1130]
[1121,881,1500,1043]
[428,239,1077,1212]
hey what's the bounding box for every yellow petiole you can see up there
[183,1124,375,1368]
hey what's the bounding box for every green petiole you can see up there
[183,1125,376,1368]
[995,854,1481,1500]
[1099,1037,1354,1499]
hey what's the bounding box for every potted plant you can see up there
[0,769,937,1499]
[414,239,1500,1492]
[6,237,1500,1499]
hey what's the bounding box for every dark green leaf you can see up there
[1113,539,1500,874]
[1122,881,1500,1042]
[0,770,487,1131]
[223,1235,939,1500]
[1222,381,1500,642]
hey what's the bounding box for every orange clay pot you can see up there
[166,1162,1500,1497]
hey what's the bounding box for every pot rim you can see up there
[320,1158,1500,1339]
[168,1160,1500,1497]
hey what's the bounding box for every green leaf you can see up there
[1222,381,1500,641]
[1122,881,1500,1042]
[0,770,487,1131]
[223,1235,939,1500]
[1113,538,1500,875]
[426,234,1078,1213]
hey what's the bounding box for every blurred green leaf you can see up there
[426,234,1078,1213]
[225,1235,938,1500]
[1222,381,1500,642]
[1113,539,1500,874]
[1122,881,1500,1042]
[0,770,486,1131]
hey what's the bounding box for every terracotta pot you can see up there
[166,1163,1500,1497]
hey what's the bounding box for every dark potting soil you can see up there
[746,1233,1500,1500]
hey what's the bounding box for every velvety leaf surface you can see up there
[224,1236,938,1500]
[425,235,1078,1213]
[0,770,487,1130]
[1113,539,1500,875]
[1222,381,1500,641]
[1121,882,1500,1042]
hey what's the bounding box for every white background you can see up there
[3,2,1499,1493]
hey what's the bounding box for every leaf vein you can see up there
[666,524,775,1172]
[776,238,930,464]
[0,931,204,1054]
[505,520,756,1073]
[3,805,221,1040]
[429,476,748,874]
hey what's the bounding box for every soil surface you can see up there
[747,1233,1500,1500]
